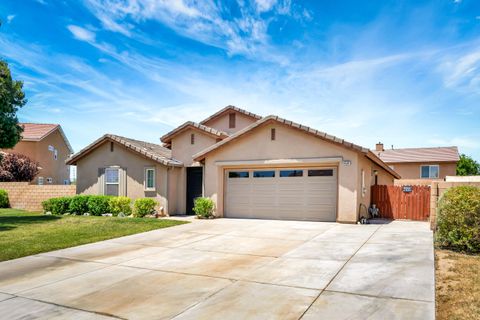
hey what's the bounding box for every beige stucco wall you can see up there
[75,140,176,214]
[202,111,258,135]
[202,121,370,223]
[2,129,71,185]
[388,162,456,180]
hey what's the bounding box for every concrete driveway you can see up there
[0,218,434,319]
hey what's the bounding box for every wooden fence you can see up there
[371,185,431,221]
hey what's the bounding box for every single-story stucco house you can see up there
[67,106,400,223]
[373,143,459,180]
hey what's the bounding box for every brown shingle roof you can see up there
[375,146,460,163]
[66,134,182,166]
[199,105,262,125]
[20,123,74,153]
[160,121,229,144]
[194,115,400,179]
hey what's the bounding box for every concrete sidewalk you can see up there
[0,218,434,319]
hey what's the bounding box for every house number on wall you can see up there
[343,160,352,166]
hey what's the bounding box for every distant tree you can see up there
[456,154,480,176]
[0,153,39,182]
[0,59,27,148]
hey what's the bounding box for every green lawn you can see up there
[0,209,188,261]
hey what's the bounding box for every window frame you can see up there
[253,170,275,178]
[228,171,249,178]
[279,169,303,177]
[105,167,120,196]
[308,169,334,177]
[420,165,439,179]
[144,167,156,191]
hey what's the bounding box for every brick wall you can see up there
[430,181,480,230]
[0,182,76,212]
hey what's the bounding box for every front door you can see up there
[186,167,203,215]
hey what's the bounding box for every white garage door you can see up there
[225,167,337,221]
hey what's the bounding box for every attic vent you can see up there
[191,133,195,145]
[229,113,236,129]
[271,128,276,141]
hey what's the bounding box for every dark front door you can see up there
[186,167,203,215]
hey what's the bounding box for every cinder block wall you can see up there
[430,181,480,230]
[0,182,76,212]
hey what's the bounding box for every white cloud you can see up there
[6,15,15,24]
[67,25,96,42]
[437,45,480,93]
[255,0,277,13]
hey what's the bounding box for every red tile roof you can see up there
[375,146,459,163]
[20,123,59,140]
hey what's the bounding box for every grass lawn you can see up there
[436,248,480,320]
[0,209,188,261]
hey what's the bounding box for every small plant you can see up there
[193,197,215,219]
[109,196,132,216]
[133,198,157,217]
[0,189,9,208]
[436,186,480,253]
[69,195,91,215]
[87,195,111,216]
[42,197,72,215]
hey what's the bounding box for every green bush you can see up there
[109,196,132,216]
[193,197,215,219]
[133,198,157,217]
[87,195,111,216]
[0,189,9,208]
[69,195,91,215]
[436,186,480,253]
[42,197,72,215]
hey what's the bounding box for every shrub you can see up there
[69,195,91,215]
[436,186,480,253]
[0,189,9,208]
[193,197,215,219]
[133,198,157,217]
[87,195,111,216]
[0,153,39,182]
[42,197,72,215]
[109,196,132,216]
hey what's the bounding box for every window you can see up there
[46,177,53,184]
[64,179,70,185]
[38,177,44,185]
[308,169,334,177]
[54,149,58,160]
[271,128,276,141]
[229,171,249,178]
[253,170,275,178]
[191,133,195,145]
[145,168,155,191]
[105,168,119,196]
[229,113,236,128]
[361,169,366,197]
[280,170,303,177]
[420,165,439,179]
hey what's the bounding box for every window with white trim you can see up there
[105,168,120,196]
[145,168,156,191]
[420,165,439,179]
[38,177,44,185]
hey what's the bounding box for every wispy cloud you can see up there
[67,25,96,42]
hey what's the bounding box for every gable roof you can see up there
[194,115,400,179]
[199,105,262,125]
[66,134,182,167]
[160,121,229,145]
[20,123,74,154]
[375,146,460,163]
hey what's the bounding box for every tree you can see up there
[456,154,480,176]
[0,152,39,182]
[0,59,27,148]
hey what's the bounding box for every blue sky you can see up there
[1,0,479,160]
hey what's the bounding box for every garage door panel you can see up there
[225,167,337,222]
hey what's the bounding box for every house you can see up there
[374,143,459,180]
[67,106,399,223]
[1,123,73,185]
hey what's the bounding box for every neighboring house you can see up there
[374,143,459,180]
[1,123,73,185]
[67,105,399,223]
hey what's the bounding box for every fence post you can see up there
[430,181,438,230]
